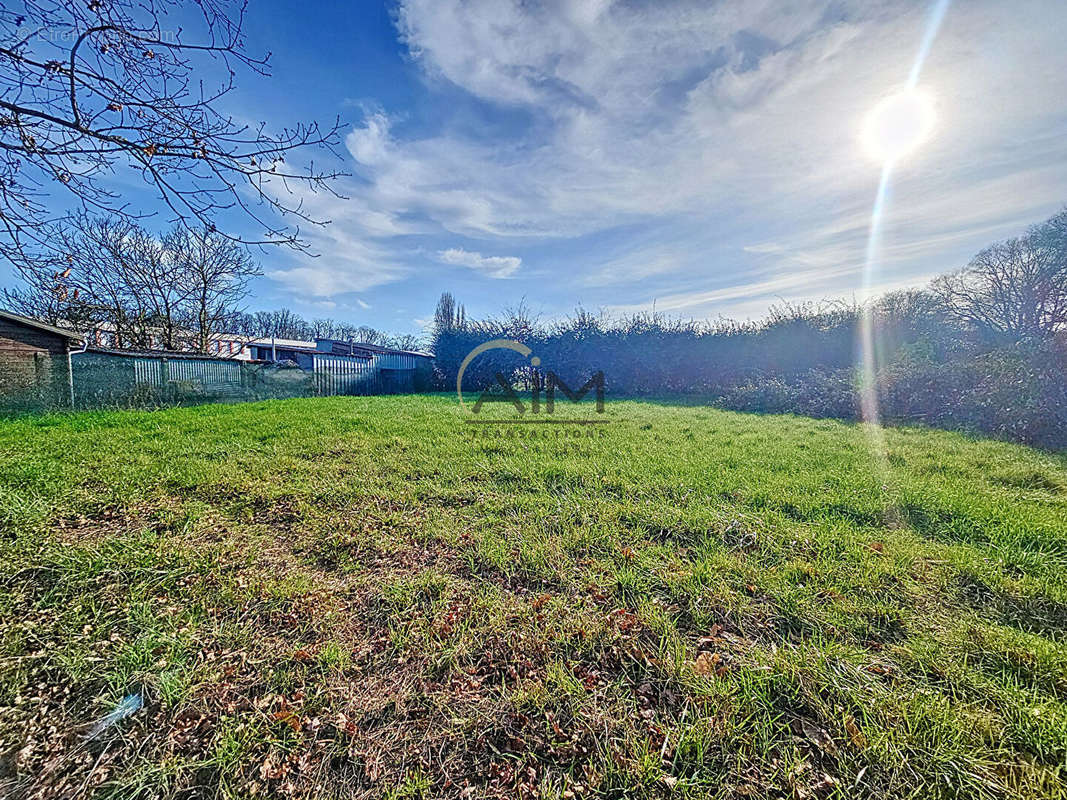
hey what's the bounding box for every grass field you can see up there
[1,396,1066,799]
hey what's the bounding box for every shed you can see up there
[0,310,82,409]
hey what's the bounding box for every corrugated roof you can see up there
[76,347,243,362]
[313,338,434,359]
[249,337,434,360]
[246,337,317,349]
[0,309,84,340]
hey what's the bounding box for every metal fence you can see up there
[131,355,243,388]
[0,351,73,412]
[313,354,377,395]
[310,354,419,395]
[69,348,430,408]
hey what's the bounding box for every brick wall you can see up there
[0,318,73,409]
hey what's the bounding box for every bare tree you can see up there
[334,321,357,341]
[433,291,465,334]
[932,211,1067,339]
[351,325,387,345]
[310,317,339,340]
[0,0,344,272]
[237,307,309,340]
[33,213,150,348]
[496,299,538,340]
[9,213,245,350]
[166,226,260,352]
[388,332,422,351]
[1036,207,1067,271]
[123,224,187,349]
[1,283,73,325]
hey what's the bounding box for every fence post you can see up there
[160,357,170,401]
[65,346,75,407]
[33,351,47,407]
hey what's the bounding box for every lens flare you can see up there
[861,87,936,164]
[858,0,951,485]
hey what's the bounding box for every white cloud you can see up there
[352,0,1067,245]
[266,264,396,297]
[264,219,409,298]
[345,112,395,166]
[437,247,521,278]
[270,0,1067,319]
[608,262,862,315]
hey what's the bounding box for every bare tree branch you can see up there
[932,207,1067,339]
[0,0,345,273]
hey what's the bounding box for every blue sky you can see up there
[7,0,1067,335]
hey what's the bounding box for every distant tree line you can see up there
[228,309,422,352]
[433,207,1067,448]
[4,213,259,351]
[2,213,419,353]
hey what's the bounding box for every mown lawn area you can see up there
[0,395,1065,799]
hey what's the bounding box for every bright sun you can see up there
[861,87,936,164]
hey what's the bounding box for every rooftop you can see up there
[0,309,84,341]
[76,347,246,362]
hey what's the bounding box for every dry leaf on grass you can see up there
[692,651,727,677]
[844,715,867,748]
[272,711,302,733]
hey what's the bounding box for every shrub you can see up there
[431,297,1066,449]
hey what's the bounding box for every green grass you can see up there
[0,395,1065,799]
